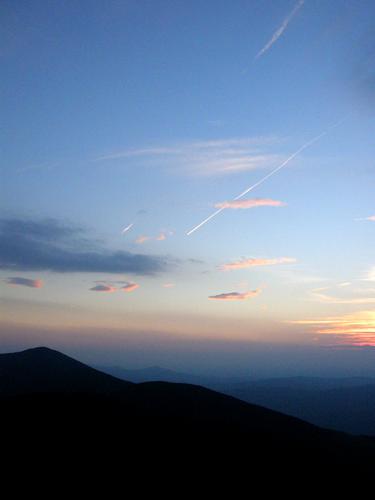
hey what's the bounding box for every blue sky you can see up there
[1,0,375,372]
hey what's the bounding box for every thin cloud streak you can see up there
[357,215,375,221]
[209,289,261,301]
[96,136,282,176]
[6,277,43,288]
[121,282,139,292]
[290,311,375,346]
[222,257,296,271]
[311,287,375,305]
[90,284,116,292]
[255,0,305,60]
[135,235,151,244]
[215,198,286,209]
[187,119,347,235]
[136,231,172,243]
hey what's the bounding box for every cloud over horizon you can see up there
[221,257,296,271]
[215,198,286,210]
[5,277,43,288]
[209,289,261,301]
[290,311,375,347]
[0,217,169,275]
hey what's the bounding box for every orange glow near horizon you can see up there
[292,311,375,346]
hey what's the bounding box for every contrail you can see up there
[122,223,134,234]
[255,0,305,60]
[186,118,347,236]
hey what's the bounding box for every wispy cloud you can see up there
[209,289,261,301]
[0,217,169,275]
[135,235,151,244]
[255,0,305,60]
[96,136,283,177]
[221,257,296,271]
[186,119,347,235]
[360,215,375,221]
[156,232,166,241]
[121,282,139,292]
[363,266,375,282]
[290,311,375,347]
[311,286,375,305]
[163,283,175,288]
[214,198,286,209]
[6,277,43,288]
[90,280,139,293]
[90,284,116,292]
[136,230,173,244]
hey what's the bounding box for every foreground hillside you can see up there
[1,347,374,471]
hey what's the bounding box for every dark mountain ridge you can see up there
[0,346,131,394]
[100,364,375,435]
[1,347,375,470]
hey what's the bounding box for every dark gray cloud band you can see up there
[0,218,169,275]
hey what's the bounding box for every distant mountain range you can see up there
[1,347,375,470]
[100,365,375,436]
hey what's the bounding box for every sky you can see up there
[1,0,375,375]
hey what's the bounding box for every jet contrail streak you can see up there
[122,223,134,234]
[255,0,304,60]
[186,119,347,236]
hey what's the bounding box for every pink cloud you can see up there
[6,277,43,288]
[215,198,286,209]
[121,282,139,292]
[366,215,375,221]
[156,232,167,241]
[163,283,175,288]
[90,284,116,292]
[289,311,375,347]
[135,235,151,244]
[221,257,296,271]
[209,289,261,301]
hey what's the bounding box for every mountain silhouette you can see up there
[1,347,375,471]
[0,346,131,394]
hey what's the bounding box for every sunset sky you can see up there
[1,0,375,375]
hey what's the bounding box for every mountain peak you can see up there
[0,346,132,394]
[19,346,61,355]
